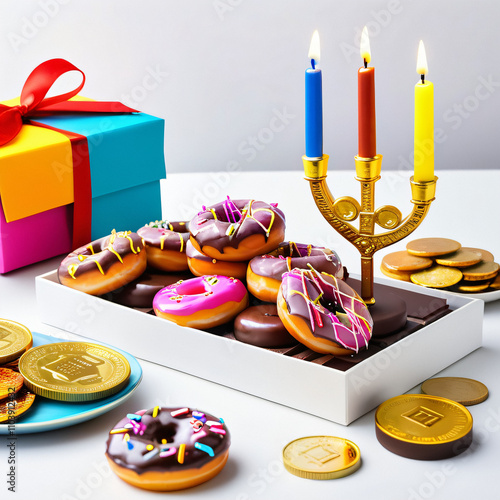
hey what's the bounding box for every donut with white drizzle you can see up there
[189,197,286,262]
[277,267,373,354]
[105,406,230,491]
[58,230,147,295]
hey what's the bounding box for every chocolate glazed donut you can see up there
[189,198,286,262]
[105,407,230,491]
[138,220,190,272]
[247,242,344,302]
[234,304,298,348]
[58,230,147,295]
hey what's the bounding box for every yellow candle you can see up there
[414,40,434,183]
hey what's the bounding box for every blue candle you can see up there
[305,30,323,158]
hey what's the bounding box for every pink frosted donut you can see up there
[153,275,249,329]
[277,268,373,354]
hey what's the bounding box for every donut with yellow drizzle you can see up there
[189,197,286,262]
[277,267,373,355]
[138,220,190,272]
[58,230,147,295]
[186,240,248,280]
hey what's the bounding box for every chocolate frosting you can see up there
[138,222,189,251]
[58,230,145,280]
[281,268,373,352]
[249,242,343,281]
[106,407,230,474]
[189,199,285,252]
[234,304,298,348]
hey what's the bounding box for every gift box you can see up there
[0,59,166,273]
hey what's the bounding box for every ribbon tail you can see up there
[0,108,23,146]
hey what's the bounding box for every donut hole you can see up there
[150,421,178,443]
[211,198,244,223]
[318,295,351,328]
[176,280,209,296]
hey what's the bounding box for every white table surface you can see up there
[1,169,499,500]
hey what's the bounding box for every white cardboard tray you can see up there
[35,270,483,425]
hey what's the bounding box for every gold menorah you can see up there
[303,153,437,305]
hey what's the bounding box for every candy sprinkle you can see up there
[177,443,186,464]
[152,406,160,418]
[109,428,128,435]
[146,444,154,451]
[210,427,226,435]
[160,447,177,458]
[190,430,208,443]
[127,413,142,421]
[143,448,158,461]
[192,411,206,422]
[171,408,189,417]
[195,442,215,457]
[206,420,222,427]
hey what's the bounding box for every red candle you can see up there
[358,27,376,158]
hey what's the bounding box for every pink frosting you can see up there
[153,275,248,317]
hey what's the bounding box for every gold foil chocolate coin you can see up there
[435,249,482,268]
[489,273,500,290]
[380,264,412,282]
[282,436,361,480]
[457,281,492,293]
[461,261,500,281]
[19,342,131,402]
[375,394,473,460]
[0,387,35,423]
[421,377,488,406]
[461,247,494,262]
[406,238,461,257]
[381,251,433,272]
[0,368,24,400]
[410,265,462,288]
[0,319,33,364]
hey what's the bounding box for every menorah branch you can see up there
[303,154,437,305]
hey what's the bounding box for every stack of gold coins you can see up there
[381,238,499,293]
[0,319,37,422]
[0,319,33,371]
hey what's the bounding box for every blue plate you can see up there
[0,332,142,434]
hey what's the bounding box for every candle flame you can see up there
[308,30,320,65]
[360,26,371,64]
[416,40,428,76]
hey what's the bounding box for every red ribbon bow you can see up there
[0,58,137,146]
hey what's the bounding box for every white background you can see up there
[1,0,499,174]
